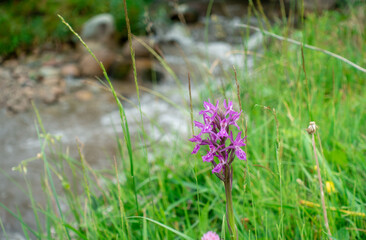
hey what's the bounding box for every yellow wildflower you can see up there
[326,181,336,194]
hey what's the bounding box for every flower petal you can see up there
[212,163,223,173]
[191,144,200,154]
[202,152,214,162]
[235,148,247,160]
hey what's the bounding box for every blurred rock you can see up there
[3,59,18,68]
[38,74,65,104]
[75,89,93,101]
[13,66,29,78]
[136,58,153,72]
[64,77,84,92]
[42,58,61,67]
[0,68,12,81]
[132,58,164,83]
[79,41,116,77]
[6,93,29,113]
[22,86,34,99]
[38,86,64,104]
[109,58,131,79]
[39,66,59,78]
[81,13,115,43]
[16,76,29,86]
[122,37,156,59]
[0,69,13,107]
[61,64,80,77]
[170,4,200,24]
[43,76,61,86]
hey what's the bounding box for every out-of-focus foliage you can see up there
[0,0,151,57]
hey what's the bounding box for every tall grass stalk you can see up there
[122,0,155,223]
[122,0,148,154]
[58,14,139,214]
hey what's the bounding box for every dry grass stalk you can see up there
[300,200,366,218]
[307,122,332,239]
[237,23,366,73]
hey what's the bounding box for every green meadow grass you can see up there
[2,3,366,240]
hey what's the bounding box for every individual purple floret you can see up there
[190,99,246,177]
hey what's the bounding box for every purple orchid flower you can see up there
[190,99,246,239]
[191,99,246,239]
[190,99,247,174]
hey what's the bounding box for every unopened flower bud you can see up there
[306,121,317,134]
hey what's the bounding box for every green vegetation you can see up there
[0,0,151,57]
[1,2,366,240]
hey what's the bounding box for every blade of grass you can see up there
[23,174,42,235]
[122,3,151,217]
[0,215,8,240]
[114,156,131,239]
[17,208,30,240]
[128,216,194,240]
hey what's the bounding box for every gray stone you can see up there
[81,13,115,43]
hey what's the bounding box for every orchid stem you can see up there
[224,167,237,240]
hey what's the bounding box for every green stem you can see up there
[224,167,237,240]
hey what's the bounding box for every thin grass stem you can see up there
[237,24,366,73]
